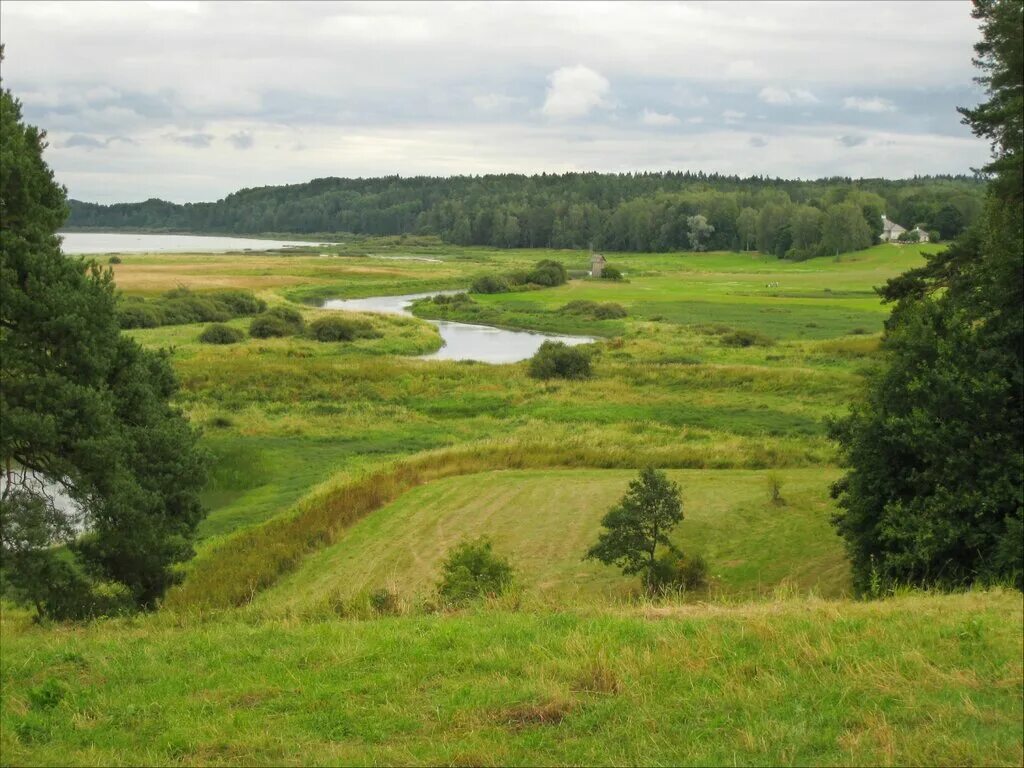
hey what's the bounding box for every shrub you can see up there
[250,306,305,338]
[198,323,245,344]
[720,329,774,347]
[213,290,267,316]
[308,315,380,342]
[116,288,266,329]
[431,292,472,306]
[436,537,514,606]
[526,259,567,287]
[560,300,627,320]
[471,275,512,294]
[369,587,401,615]
[117,303,164,329]
[528,341,593,380]
[651,551,709,593]
[108,255,122,264]
[601,266,623,280]
[593,303,627,320]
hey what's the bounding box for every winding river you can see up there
[322,292,595,364]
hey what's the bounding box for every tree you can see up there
[686,214,714,251]
[436,537,514,605]
[585,467,683,593]
[821,202,872,257]
[736,207,758,251]
[0,55,206,618]
[830,0,1023,594]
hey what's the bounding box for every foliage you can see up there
[108,255,121,264]
[526,259,567,286]
[308,315,381,342]
[585,467,684,593]
[560,300,627,320]
[66,173,984,254]
[687,214,715,251]
[198,323,245,345]
[118,288,266,329]
[720,329,774,347]
[471,274,511,294]
[436,537,514,605]
[831,0,1023,594]
[0,70,206,618]
[249,306,305,338]
[600,265,623,280]
[650,550,709,592]
[527,341,593,380]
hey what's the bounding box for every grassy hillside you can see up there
[2,591,1020,766]
[260,468,849,612]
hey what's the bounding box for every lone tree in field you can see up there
[585,468,683,594]
[0,50,206,619]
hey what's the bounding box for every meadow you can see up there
[3,239,1021,765]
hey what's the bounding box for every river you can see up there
[58,231,331,254]
[322,292,595,364]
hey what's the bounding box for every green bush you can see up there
[526,259,567,287]
[249,306,305,338]
[651,551,709,593]
[471,275,512,294]
[560,300,627,320]
[213,290,267,316]
[594,303,627,320]
[601,266,623,280]
[116,288,267,329]
[720,329,774,347]
[308,315,380,342]
[436,537,514,606]
[117,303,164,329]
[198,323,245,344]
[108,255,122,264]
[528,341,593,380]
[431,292,472,306]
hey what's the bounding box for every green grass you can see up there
[2,591,1020,766]
[260,468,849,612]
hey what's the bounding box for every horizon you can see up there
[1,1,993,204]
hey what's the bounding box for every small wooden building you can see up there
[590,252,606,278]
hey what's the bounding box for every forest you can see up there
[67,172,985,257]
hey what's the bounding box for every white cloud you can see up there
[541,65,611,120]
[640,109,680,127]
[687,116,705,125]
[472,93,522,113]
[722,110,746,124]
[843,96,897,113]
[758,86,818,106]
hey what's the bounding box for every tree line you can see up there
[68,173,985,257]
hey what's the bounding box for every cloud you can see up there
[749,136,768,148]
[758,86,818,106]
[686,116,704,125]
[843,96,896,113]
[722,110,746,125]
[63,134,108,149]
[472,93,522,113]
[541,65,611,120]
[226,130,254,149]
[640,109,680,127]
[837,134,867,147]
[172,132,214,148]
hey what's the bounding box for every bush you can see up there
[471,275,512,294]
[108,255,122,264]
[436,537,514,606]
[528,341,593,380]
[213,290,267,316]
[600,266,623,280]
[526,259,567,287]
[559,300,627,320]
[720,329,774,347]
[431,292,472,306]
[593,303,627,320]
[117,303,164,329]
[308,315,381,342]
[116,288,267,329]
[651,551,709,593]
[198,323,245,344]
[249,306,305,338]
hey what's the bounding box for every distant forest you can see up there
[68,172,985,257]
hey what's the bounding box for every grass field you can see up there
[5,238,1020,765]
[2,591,1020,766]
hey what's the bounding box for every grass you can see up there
[7,238,1020,764]
[259,468,850,612]
[1,591,1020,766]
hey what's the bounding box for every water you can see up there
[322,291,595,364]
[58,231,331,254]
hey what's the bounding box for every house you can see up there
[910,226,930,243]
[880,214,907,242]
[590,252,606,278]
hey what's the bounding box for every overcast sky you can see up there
[1,0,992,204]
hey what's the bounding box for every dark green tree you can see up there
[830,0,1023,594]
[585,467,683,593]
[0,56,207,618]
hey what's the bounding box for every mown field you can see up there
[4,239,1021,765]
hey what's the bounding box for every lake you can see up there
[322,292,595,364]
[59,231,330,254]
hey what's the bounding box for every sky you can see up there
[0,0,993,204]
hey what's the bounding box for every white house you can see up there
[880,214,907,242]
[909,226,931,243]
